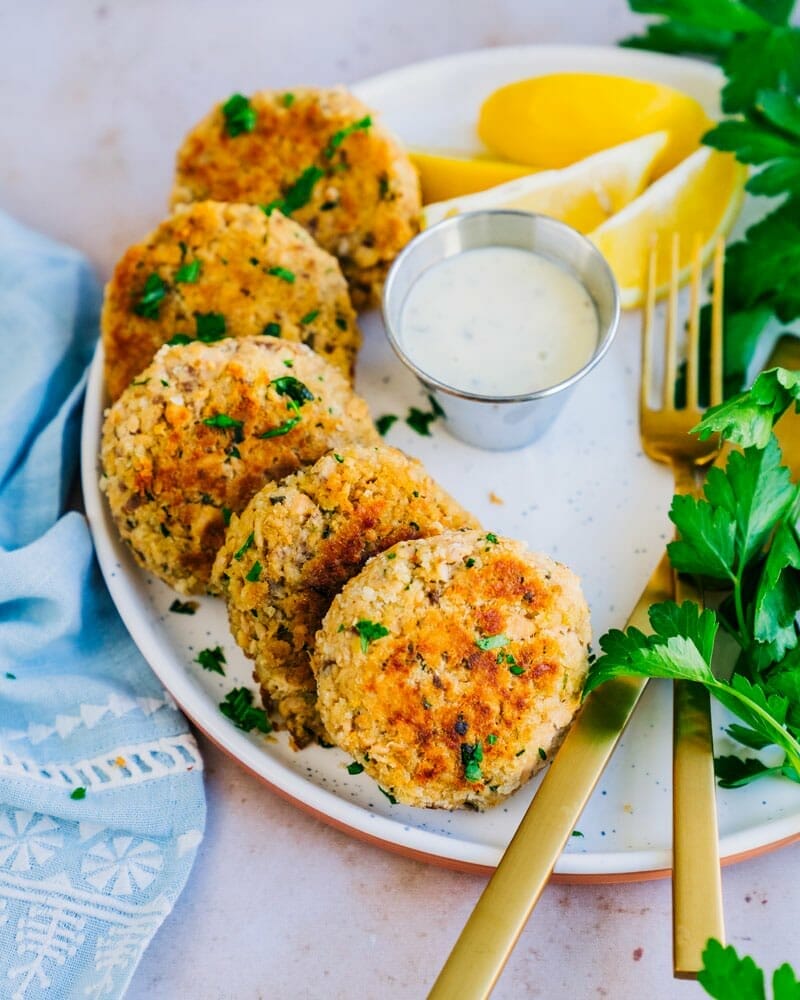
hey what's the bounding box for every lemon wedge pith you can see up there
[410,149,538,203]
[478,73,712,178]
[422,131,668,234]
[589,147,746,309]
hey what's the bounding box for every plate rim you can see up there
[81,42,800,881]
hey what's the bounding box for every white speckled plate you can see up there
[81,44,800,879]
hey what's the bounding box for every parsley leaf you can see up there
[698,939,766,999]
[245,560,262,583]
[461,741,484,782]
[586,601,800,782]
[233,532,254,561]
[270,376,314,406]
[325,115,372,158]
[300,309,319,325]
[376,414,398,436]
[222,93,257,137]
[203,413,244,442]
[262,165,324,216]
[175,259,202,283]
[696,367,800,447]
[475,633,509,651]
[195,311,227,342]
[266,266,295,283]
[219,687,272,733]
[134,273,167,319]
[353,619,390,653]
[258,416,301,439]
[196,646,226,675]
[70,787,86,800]
[406,406,437,437]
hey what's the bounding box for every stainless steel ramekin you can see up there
[381,210,620,450]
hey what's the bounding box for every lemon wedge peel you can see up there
[421,131,669,234]
[588,146,747,310]
[410,149,539,203]
[477,72,713,178]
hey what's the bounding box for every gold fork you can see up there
[640,233,725,977]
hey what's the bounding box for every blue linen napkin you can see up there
[0,212,206,999]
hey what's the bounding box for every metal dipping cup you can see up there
[381,210,620,450]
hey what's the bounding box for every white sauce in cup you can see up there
[399,246,599,396]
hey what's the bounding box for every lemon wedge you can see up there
[411,149,538,203]
[589,146,746,309]
[478,73,712,178]
[422,132,667,233]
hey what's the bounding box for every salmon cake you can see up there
[100,337,378,595]
[102,201,360,400]
[312,530,591,809]
[171,87,421,307]
[212,445,479,747]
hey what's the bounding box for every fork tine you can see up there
[710,236,725,407]
[685,235,703,411]
[641,238,657,416]
[663,232,680,410]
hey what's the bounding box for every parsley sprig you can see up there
[624,0,800,395]
[586,368,800,787]
[698,938,798,999]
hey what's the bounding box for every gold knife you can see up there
[428,335,800,1000]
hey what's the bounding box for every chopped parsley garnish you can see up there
[300,309,320,325]
[70,787,86,800]
[333,453,344,463]
[509,663,526,676]
[134,273,167,319]
[428,394,446,418]
[281,92,295,108]
[219,687,272,733]
[262,165,324,216]
[347,761,365,775]
[354,619,390,653]
[324,115,372,158]
[132,377,150,386]
[233,532,255,560]
[485,532,499,544]
[266,266,295,283]
[263,322,281,337]
[386,551,396,559]
[195,311,227,342]
[335,315,348,331]
[166,333,193,346]
[378,787,397,804]
[515,748,525,757]
[376,414,398,436]
[406,406,437,437]
[175,259,202,284]
[461,741,484,782]
[222,506,233,526]
[258,416,301,438]
[486,734,497,746]
[538,747,547,760]
[271,375,314,406]
[169,599,198,615]
[196,646,226,675]
[476,633,509,652]
[246,560,262,583]
[283,359,293,368]
[571,830,584,838]
[222,93,257,137]
[202,413,244,442]
[465,557,476,568]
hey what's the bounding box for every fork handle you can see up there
[671,461,725,977]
